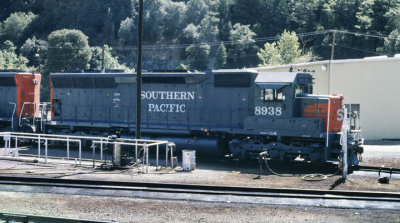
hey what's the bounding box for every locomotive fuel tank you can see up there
[152,137,225,156]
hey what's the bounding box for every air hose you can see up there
[258,151,340,181]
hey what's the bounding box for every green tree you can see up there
[355,0,374,31]
[89,45,133,71]
[185,0,209,25]
[0,12,37,44]
[217,0,233,41]
[21,37,47,67]
[102,8,115,45]
[278,30,302,64]
[0,0,38,21]
[380,29,400,56]
[290,0,319,32]
[164,2,186,39]
[386,5,400,31]
[214,42,227,69]
[228,23,258,68]
[46,29,92,72]
[257,30,312,66]
[118,17,136,46]
[36,0,132,45]
[182,24,199,43]
[198,13,220,43]
[142,0,169,42]
[185,43,210,70]
[0,40,29,70]
[257,42,281,66]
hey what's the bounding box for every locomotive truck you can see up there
[45,69,363,165]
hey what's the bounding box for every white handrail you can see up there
[1,133,81,165]
[8,102,16,132]
[92,140,174,173]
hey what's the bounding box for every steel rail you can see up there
[355,165,400,174]
[0,212,109,223]
[0,175,399,202]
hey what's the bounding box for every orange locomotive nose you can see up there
[303,94,344,133]
[15,73,41,118]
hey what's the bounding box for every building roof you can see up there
[254,56,400,71]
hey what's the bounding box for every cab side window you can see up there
[260,88,285,102]
[295,84,312,95]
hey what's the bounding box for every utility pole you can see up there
[38,46,42,74]
[328,30,336,95]
[101,46,105,71]
[330,30,336,61]
[136,0,144,140]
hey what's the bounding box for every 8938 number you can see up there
[254,106,282,116]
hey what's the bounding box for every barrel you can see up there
[182,150,196,171]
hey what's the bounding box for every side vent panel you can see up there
[214,73,250,87]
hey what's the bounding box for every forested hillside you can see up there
[1,0,400,74]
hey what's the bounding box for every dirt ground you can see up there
[0,191,398,223]
[0,142,399,192]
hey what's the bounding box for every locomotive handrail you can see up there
[91,140,173,173]
[1,132,82,166]
[18,102,50,130]
[0,131,171,169]
[18,102,35,127]
[0,131,168,143]
[8,102,16,132]
[39,103,51,131]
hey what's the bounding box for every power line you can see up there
[335,43,398,56]
[335,43,379,55]
[34,29,399,51]
[334,30,400,40]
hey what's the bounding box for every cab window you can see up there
[260,88,285,102]
[295,84,312,95]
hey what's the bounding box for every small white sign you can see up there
[3,135,10,141]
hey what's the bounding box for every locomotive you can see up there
[0,70,41,132]
[45,69,363,165]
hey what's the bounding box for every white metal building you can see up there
[255,56,400,140]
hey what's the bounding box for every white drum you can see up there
[182,150,196,171]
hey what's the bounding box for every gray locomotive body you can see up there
[48,69,363,165]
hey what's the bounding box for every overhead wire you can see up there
[5,29,397,69]
[23,29,398,51]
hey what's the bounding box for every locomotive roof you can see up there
[0,70,33,77]
[255,72,312,89]
[211,69,258,74]
[54,69,258,77]
[52,71,206,77]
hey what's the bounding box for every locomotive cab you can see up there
[237,71,362,165]
[254,72,313,119]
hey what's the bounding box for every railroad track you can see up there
[0,175,399,203]
[355,165,400,174]
[0,212,108,223]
